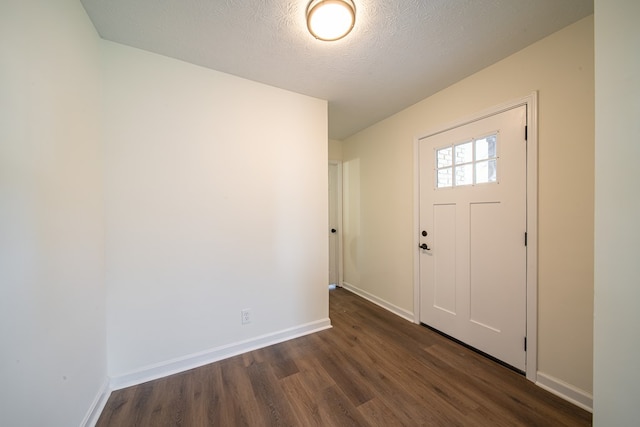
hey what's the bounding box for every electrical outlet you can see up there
[241,309,251,325]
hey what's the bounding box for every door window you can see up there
[436,134,498,188]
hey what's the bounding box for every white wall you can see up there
[329,139,343,161]
[342,16,594,399]
[593,0,640,425]
[0,1,107,426]
[102,41,329,378]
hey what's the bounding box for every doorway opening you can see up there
[329,161,343,289]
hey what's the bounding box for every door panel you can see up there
[419,106,527,370]
[433,204,456,315]
[469,202,502,332]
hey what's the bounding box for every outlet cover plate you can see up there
[241,309,251,325]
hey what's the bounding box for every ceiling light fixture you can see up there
[306,0,356,41]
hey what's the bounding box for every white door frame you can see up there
[413,92,538,382]
[329,160,344,287]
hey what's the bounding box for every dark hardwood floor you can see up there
[97,288,592,426]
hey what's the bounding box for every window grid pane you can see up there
[455,163,473,186]
[455,141,473,165]
[475,159,497,184]
[437,147,453,168]
[475,135,496,161]
[437,168,453,188]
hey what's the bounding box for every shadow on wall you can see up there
[342,158,361,286]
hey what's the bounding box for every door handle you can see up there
[419,243,430,251]
[331,228,337,233]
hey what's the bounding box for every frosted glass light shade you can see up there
[306,0,356,41]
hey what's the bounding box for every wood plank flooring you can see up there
[97,288,592,426]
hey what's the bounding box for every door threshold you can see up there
[420,322,525,375]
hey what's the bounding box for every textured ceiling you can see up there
[80,0,593,139]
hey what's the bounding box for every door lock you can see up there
[420,230,430,250]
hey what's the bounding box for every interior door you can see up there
[419,106,527,371]
[328,162,340,287]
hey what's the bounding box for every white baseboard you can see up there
[536,372,593,412]
[81,378,111,427]
[341,282,414,322]
[109,318,332,391]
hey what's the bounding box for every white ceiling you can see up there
[80,0,593,139]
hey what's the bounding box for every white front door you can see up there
[419,106,527,371]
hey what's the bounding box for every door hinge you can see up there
[524,232,527,246]
[524,337,527,352]
[525,125,528,141]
